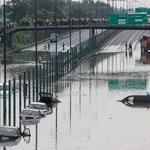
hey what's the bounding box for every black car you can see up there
[119,95,150,107]
[39,92,61,108]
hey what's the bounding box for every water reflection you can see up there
[108,79,147,90]
[0,137,21,148]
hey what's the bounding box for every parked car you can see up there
[50,33,58,42]
[39,92,61,108]
[27,102,53,117]
[20,108,41,126]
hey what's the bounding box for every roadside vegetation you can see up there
[0,0,114,54]
[5,0,112,22]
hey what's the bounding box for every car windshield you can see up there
[22,110,40,116]
[29,104,46,110]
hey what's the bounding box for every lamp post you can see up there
[34,0,38,101]
[55,0,58,82]
[3,0,6,125]
[79,0,81,59]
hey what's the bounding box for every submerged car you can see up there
[39,92,61,108]
[119,95,150,107]
[27,102,52,117]
[0,126,30,139]
[0,126,30,147]
[20,108,41,126]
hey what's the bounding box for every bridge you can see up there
[1,24,150,36]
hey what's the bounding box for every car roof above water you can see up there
[21,108,41,115]
[30,102,47,105]
[0,126,21,136]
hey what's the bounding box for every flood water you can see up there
[1,31,150,150]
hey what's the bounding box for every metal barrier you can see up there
[0,29,119,126]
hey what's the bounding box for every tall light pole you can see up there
[55,0,58,82]
[34,0,38,101]
[3,0,6,125]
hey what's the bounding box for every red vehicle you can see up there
[140,35,150,64]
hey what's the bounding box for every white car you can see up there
[20,108,41,125]
[27,102,52,117]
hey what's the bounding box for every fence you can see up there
[0,29,119,127]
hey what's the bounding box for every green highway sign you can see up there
[135,7,147,13]
[108,12,127,25]
[127,13,147,25]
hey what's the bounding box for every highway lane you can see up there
[1,30,150,150]
[0,29,103,83]
[22,29,103,52]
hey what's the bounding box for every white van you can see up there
[50,33,58,42]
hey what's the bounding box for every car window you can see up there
[22,110,40,116]
[29,104,46,110]
[127,96,134,105]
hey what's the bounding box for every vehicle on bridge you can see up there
[140,35,150,64]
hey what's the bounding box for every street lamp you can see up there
[3,0,7,125]
[34,0,38,101]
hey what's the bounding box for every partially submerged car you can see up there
[39,92,61,108]
[119,95,150,108]
[27,102,53,117]
[20,108,41,126]
[0,126,30,147]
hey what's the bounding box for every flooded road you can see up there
[1,30,150,150]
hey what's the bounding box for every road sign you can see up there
[135,7,147,13]
[147,8,150,15]
[108,12,127,25]
[127,13,147,25]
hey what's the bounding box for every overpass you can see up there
[1,24,150,36]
